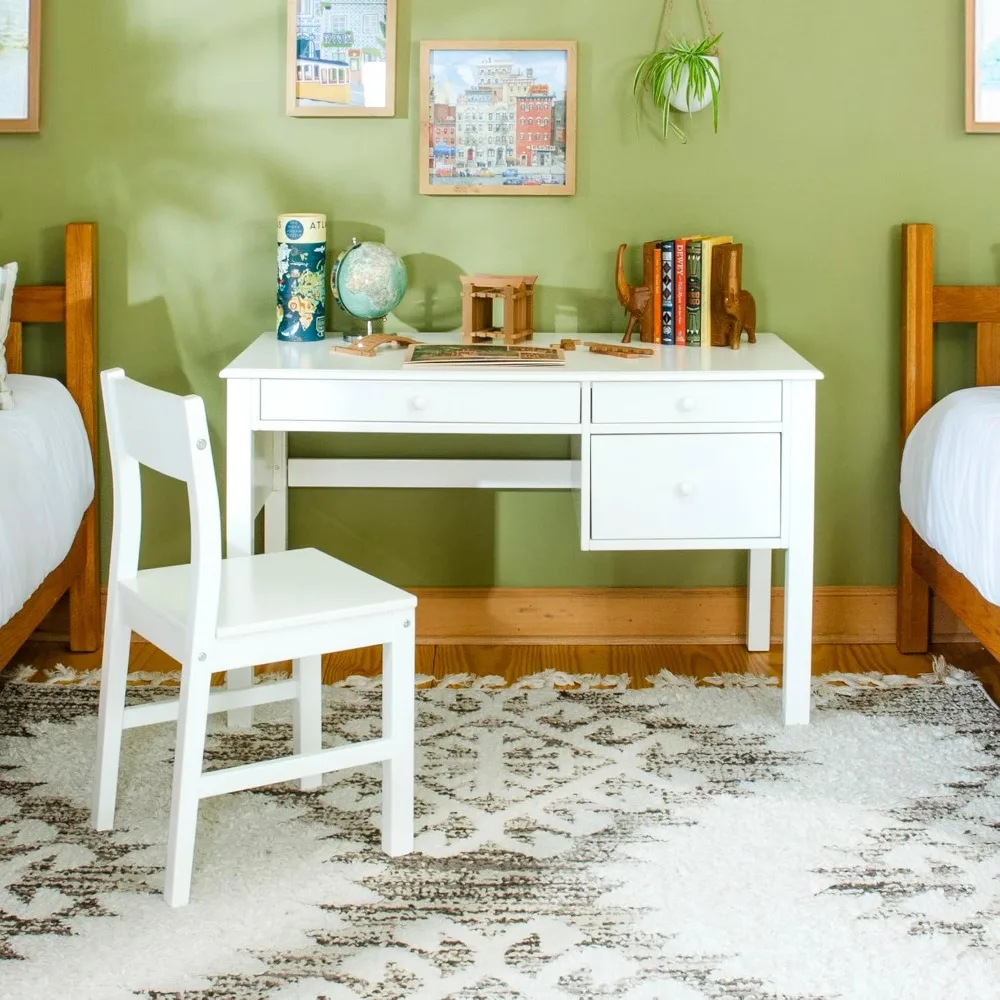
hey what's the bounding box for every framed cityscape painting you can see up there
[0,0,40,133]
[287,0,396,117]
[967,0,1000,132]
[419,40,577,196]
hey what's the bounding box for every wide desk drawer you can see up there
[259,379,582,425]
[591,433,781,540]
[591,381,782,424]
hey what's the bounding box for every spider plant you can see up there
[633,33,722,140]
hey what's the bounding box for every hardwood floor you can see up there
[7,636,1000,704]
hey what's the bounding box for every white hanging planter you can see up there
[668,55,720,114]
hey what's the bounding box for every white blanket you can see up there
[900,386,1000,606]
[0,374,95,625]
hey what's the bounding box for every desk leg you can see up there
[264,432,288,554]
[782,381,816,726]
[226,379,256,729]
[746,550,772,652]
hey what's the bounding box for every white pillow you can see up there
[0,261,16,410]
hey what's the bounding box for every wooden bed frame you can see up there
[898,222,1000,661]
[0,222,100,670]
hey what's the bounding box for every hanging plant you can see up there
[633,0,722,141]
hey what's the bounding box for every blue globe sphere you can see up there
[332,241,408,322]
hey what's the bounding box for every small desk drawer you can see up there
[259,379,581,425]
[591,433,781,540]
[591,381,782,424]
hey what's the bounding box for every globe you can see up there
[332,239,408,323]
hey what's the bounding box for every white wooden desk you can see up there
[221,332,823,724]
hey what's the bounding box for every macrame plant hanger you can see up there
[655,0,721,54]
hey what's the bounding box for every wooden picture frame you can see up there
[966,0,1000,132]
[0,0,41,133]
[287,0,397,118]
[419,40,577,196]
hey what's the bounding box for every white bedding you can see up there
[900,386,1000,606]
[0,374,94,624]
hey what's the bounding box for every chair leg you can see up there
[92,600,131,831]
[381,631,415,857]
[226,667,254,729]
[293,655,323,791]
[164,663,212,907]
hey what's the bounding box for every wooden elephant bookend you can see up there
[711,242,757,350]
[615,244,652,343]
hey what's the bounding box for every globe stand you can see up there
[339,317,384,345]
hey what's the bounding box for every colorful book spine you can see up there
[652,240,663,344]
[674,238,688,345]
[686,240,703,346]
[641,241,658,342]
[660,240,675,345]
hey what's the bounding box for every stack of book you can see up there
[641,236,733,346]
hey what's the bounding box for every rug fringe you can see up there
[5,655,976,692]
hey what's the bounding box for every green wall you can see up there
[1,0,995,588]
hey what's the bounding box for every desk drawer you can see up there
[591,381,781,424]
[260,379,581,425]
[591,433,781,540]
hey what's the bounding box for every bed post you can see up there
[897,223,934,653]
[65,222,100,652]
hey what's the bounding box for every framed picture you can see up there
[287,0,396,118]
[0,0,40,133]
[419,40,577,196]
[967,0,1000,132]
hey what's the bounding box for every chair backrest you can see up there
[101,369,222,646]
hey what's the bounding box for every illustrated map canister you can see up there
[277,213,327,341]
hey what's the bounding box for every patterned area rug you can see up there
[0,663,999,999]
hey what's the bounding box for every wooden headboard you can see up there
[901,223,1000,447]
[898,222,1000,655]
[8,223,97,445]
[1,221,100,656]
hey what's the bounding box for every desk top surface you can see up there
[222,332,823,382]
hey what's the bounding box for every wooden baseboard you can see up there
[411,586,972,645]
[31,585,974,648]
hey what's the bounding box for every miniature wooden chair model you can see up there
[94,369,417,906]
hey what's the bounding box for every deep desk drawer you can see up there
[259,379,582,425]
[591,381,782,424]
[591,433,781,540]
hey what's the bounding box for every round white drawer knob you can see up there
[679,397,697,412]
[678,481,696,497]
[410,396,429,411]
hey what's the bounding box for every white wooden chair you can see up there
[93,369,416,907]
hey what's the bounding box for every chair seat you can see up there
[121,548,416,639]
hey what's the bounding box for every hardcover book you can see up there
[686,240,702,346]
[641,241,659,343]
[652,240,663,346]
[674,238,688,345]
[699,236,733,347]
[660,240,675,345]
